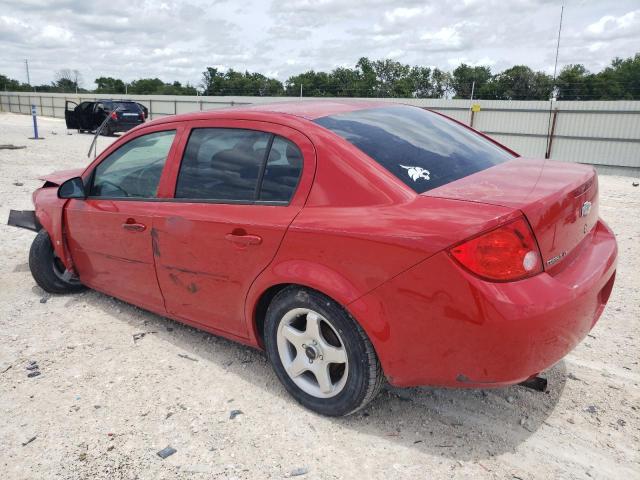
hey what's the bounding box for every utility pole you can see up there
[469,80,475,125]
[24,59,31,87]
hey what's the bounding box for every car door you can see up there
[65,101,79,129]
[151,120,315,338]
[64,125,184,311]
[77,102,94,130]
[92,102,107,130]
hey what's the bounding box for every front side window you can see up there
[175,128,302,203]
[90,130,176,198]
[314,106,515,193]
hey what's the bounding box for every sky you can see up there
[1,0,639,89]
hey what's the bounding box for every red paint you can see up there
[29,101,618,388]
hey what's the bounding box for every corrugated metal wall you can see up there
[1,92,639,176]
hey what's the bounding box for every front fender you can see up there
[33,187,73,271]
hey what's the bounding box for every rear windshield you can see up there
[104,102,140,112]
[314,106,515,193]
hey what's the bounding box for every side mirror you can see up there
[58,177,86,199]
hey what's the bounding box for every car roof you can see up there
[148,99,398,126]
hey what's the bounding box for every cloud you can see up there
[0,0,638,88]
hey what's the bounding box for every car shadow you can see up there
[81,289,566,462]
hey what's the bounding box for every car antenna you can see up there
[545,5,564,159]
[87,106,122,158]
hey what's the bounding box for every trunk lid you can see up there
[424,158,598,270]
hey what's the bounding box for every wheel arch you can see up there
[247,275,388,377]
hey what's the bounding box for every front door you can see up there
[65,128,180,311]
[152,121,315,338]
[64,101,79,129]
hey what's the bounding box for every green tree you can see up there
[488,65,552,100]
[128,78,165,94]
[0,74,30,91]
[556,65,591,100]
[451,64,492,98]
[53,69,84,93]
[285,71,332,96]
[95,76,126,94]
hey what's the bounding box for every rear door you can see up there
[92,102,107,129]
[64,101,79,129]
[151,120,315,338]
[77,102,94,130]
[65,125,183,311]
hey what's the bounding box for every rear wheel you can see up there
[264,287,384,416]
[29,229,85,294]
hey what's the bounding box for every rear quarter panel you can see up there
[245,126,519,346]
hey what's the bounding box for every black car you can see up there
[64,100,148,135]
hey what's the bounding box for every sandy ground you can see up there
[0,112,638,480]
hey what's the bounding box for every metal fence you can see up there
[1,92,639,176]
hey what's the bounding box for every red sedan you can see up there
[9,101,617,416]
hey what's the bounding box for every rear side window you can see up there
[175,128,302,203]
[314,106,514,193]
[260,137,303,201]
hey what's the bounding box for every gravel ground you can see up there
[0,112,638,480]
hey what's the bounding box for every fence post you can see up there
[545,109,559,159]
[174,99,177,115]
[149,99,153,119]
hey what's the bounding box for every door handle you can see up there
[122,219,146,232]
[225,232,262,246]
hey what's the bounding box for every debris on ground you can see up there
[177,353,198,362]
[156,446,177,459]
[132,331,157,343]
[13,182,24,186]
[21,436,37,446]
[26,361,41,378]
[585,405,598,414]
[0,144,27,150]
[288,467,309,477]
[632,181,639,187]
[229,409,243,420]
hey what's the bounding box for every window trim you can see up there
[172,126,303,206]
[86,129,178,201]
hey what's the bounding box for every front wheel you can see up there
[264,287,384,416]
[29,229,85,294]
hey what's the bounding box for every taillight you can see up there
[449,217,542,282]
[110,111,118,120]
[139,111,144,120]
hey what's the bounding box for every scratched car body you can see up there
[8,101,618,416]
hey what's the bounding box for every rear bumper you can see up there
[114,121,143,132]
[349,219,618,387]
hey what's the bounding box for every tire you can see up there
[29,229,85,294]
[264,287,384,416]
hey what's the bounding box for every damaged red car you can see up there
[9,101,617,416]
